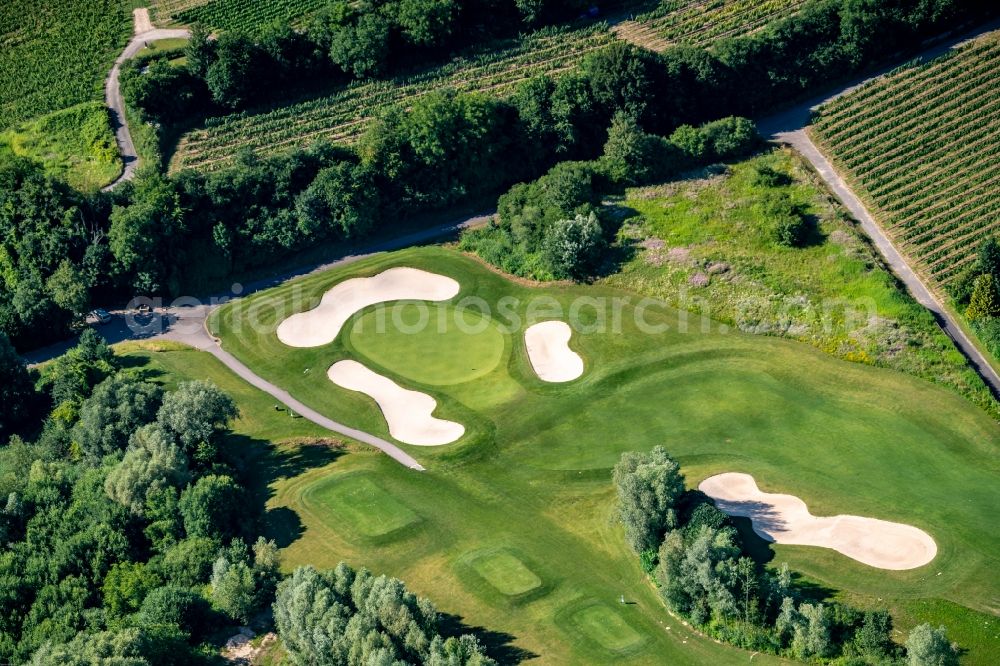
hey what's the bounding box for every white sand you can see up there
[524,321,584,382]
[328,360,464,446]
[277,267,460,347]
[698,473,936,570]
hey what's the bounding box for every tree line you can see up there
[1,0,993,354]
[613,447,960,665]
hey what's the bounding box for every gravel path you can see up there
[103,11,189,190]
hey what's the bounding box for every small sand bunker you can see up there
[699,473,936,570]
[524,321,584,382]
[277,267,460,347]
[328,360,464,446]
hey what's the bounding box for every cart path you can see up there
[103,10,189,190]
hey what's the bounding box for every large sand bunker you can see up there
[699,473,936,570]
[524,321,584,382]
[328,360,464,446]
[277,267,460,347]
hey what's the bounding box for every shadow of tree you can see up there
[438,612,540,664]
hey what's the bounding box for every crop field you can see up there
[204,246,1000,664]
[810,32,1000,290]
[613,0,806,53]
[0,0,129,128]
[168,26,614,172]
[152,0,327,33]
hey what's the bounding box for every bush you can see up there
[966,274,1000,321]
[543,212,606,280]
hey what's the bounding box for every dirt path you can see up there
[133,8,154,35]
[103,17,190,191]
[757,18,1000,398]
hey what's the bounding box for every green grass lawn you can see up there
[194,245,1000,663]
[466,549,543,597]
[303,474,421,541]
[0,102,121,190]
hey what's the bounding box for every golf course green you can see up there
[199,246,1000,664]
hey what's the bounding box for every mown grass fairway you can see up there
[304,474,420,540]
[201,246,1000,663]
[349,303,506,386]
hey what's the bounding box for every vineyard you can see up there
[612,0,806,52]
[149,0,326,32]
[0,0,130,128]
[169,26,616,172]
[810,32,1000,291]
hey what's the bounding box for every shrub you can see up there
[543,212,606,280]
[966,274,1000,321]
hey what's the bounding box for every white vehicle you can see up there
[89,308,113,325]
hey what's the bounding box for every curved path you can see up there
[757,17,1000,398]
[103,11,189,190]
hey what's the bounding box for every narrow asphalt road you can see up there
[757,18,1000,398]
[104,20,190,191]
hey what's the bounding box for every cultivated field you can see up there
[168,26,615,172]
[0,0,129,128]
[149,0,327,33]
[810,32,1000,291]
[613,0,806,53]
[203,246,1000,663]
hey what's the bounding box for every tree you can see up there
[102,561,161,618]
[138,586,215,642]
[108,173,185,295]
[543,212,606,280]
[294,161,379,239]
[29,628,146,666]
[45,260,88,323]
[210,556,256,624]
[906,624,958,666]
[601,112,666,185]
[73,375,163,463]
[979,236,1000,277]
[104,425,190,514]
[185,23,215,79]
[397,0,458,47]
[613,446,686,554]
[178,474,242,540]
[0,331,35,439]
[966,273,1000,320]
[205,33,259,108]
[158,536,219,587]
[156,380,238,455]
[328,13,390,79]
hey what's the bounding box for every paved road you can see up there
[757,18,1000,398]
[104,24,190,191]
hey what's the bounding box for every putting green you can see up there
[348,302,506,386]
[305,475,419,539]
[569,603,645,653]
[469,549,543,596]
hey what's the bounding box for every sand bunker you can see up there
[277,267,460,347]
[524,321,584,382]
[328,360,464,446]
[699,473,936,570]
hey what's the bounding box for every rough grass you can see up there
[604,148,999,419]
[349,303,507,386]
[194,246,1000,663]
[0,102,121,190]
